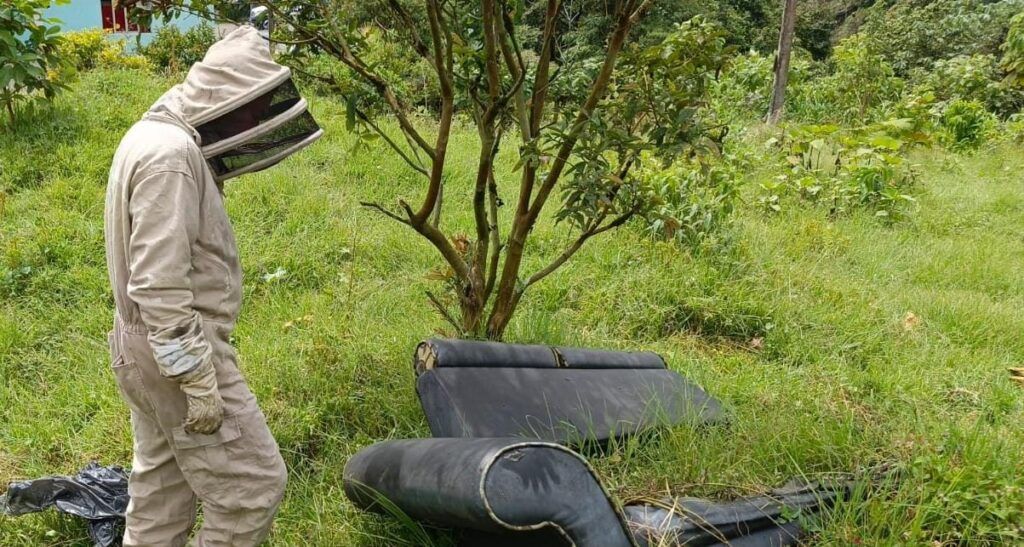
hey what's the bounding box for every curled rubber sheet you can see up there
[624,481,851,546]
[344,437,636,546]
[1,462,128,547]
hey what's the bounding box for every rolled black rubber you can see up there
[554,347,666,369]
[414,338,669,374]
[414,338,559,374]
[343,438,636,546]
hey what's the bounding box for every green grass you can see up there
[2,69,1023,545]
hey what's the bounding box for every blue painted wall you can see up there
[45,0,202,44]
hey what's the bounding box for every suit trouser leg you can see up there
[110,321,287,547]
[122,409,197,547]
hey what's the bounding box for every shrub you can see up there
[138,23,216,72]
[940,99,998,150]
[57,28,154,74]
[911,54,1024,118]
[772,35,903,124]
[1001,11,1024,87]
[58,28,108,71]
[862,0,1024,75]
[712,51,774,118]
[819,34,903,122]
[642,156,741,253]
[765,120,920,221]
[0,0,68,126]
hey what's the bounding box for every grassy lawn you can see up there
[2,68,1023,545]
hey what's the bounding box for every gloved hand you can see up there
[176,360,224,435]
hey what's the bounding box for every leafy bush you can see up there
[642,156,740,252]
[0,0,68,126]
[862,0,1024,75]
[803,34,903,123]
[1004,113,1024,143]
[713,49,817,122]
[712,51,774,118]
[764,120,920,220]
[911,54,1024,118]
[57,28,154,73]
[138,23,216,72]
[1001,11,1024,87]
[940,99,998,150]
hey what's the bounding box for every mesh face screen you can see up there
[196,78,304,147]
[206,110,320,177]
[197,77,321,178]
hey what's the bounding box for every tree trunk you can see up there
[768,0,798,124]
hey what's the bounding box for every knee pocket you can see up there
[174,405,285,505]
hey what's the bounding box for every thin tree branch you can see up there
[497,2,530,144]
[525,0,640,227]
[426,291,465,335]
[385,0,433,64]
[360,201,412,225]
[523,208,637,289]
[288,66,429,177]
[357,109,430,177]
[415,0,456,223]
[484,169,503,300]
[315,1,437,161]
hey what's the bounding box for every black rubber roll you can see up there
[343,438,636,546]
[414,338,669,374]
[414,338,560,374]
[554,347,666,369]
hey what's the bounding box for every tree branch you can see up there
[426,291,465,335]
[484,169,503,300]
[497,2,530,144]
[525,0,640,227]
[360,201,412,225]
[415,0,456,223]
[288,66,429,177]
[316,2,437,162]
[523,208,637,289]
[357,109,430,177]
[384,0,433,65]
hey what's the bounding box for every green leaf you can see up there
[345,96,356,131]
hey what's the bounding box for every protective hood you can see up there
[147,26,323,182]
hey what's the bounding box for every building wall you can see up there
[45,0,203,44]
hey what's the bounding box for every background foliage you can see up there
[2,0,1024,544]
[0,0,67,126]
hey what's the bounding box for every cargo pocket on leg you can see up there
[172,414,242,499]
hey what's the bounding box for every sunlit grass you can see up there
[1,69,1022,545]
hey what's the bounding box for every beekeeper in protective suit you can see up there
[104,26,322,546]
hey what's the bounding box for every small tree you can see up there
[135,0,728,340]
[0,0,68,126]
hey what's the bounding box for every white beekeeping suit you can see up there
[104,25,321,546]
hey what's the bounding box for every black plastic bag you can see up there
[1,462,128,547]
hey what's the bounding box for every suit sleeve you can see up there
[125,169,212,378]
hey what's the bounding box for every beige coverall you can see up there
[103,27,307,546]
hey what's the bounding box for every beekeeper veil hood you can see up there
[153,25,323,182]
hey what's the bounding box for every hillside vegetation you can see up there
[2,65,1024,545]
